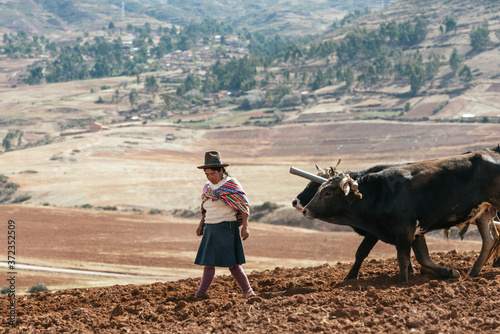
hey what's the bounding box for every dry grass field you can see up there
[0,120,498,211]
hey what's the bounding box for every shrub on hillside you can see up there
[27,283,50,294]
[185,89,203,105]
[12,195,31,203]
[236,91,265,110]
[0,174,20,204]
[279,94,300,108]
[172,208,199,218]
[100,206,117,211]
[251,201,281,220]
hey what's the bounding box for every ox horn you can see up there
[340,174,360,197]
[289,167,328,184]
[327,159,342,178]
[339,177,351,196]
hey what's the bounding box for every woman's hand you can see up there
[196,224,204,236]
[239,211,250,240]
[241,227,249,240]
[196,213,205,236]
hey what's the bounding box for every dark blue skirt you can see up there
[194,221,246,267]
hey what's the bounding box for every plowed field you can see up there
[1,205,499,333]
[2,251,500,333]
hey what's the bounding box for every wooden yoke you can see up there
[289,167,328,184]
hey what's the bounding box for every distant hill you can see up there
[1,0,500,145]
[0,0,397,37]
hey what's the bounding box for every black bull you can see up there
[291,147,500,283]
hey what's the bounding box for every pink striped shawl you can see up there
[201,178,250,225]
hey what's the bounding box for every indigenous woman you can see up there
[194,151,255,298]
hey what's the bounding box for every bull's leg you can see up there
[395,235,413,283]
[469,212,499,277]
[344,234,379,280]
[412,235,459,278]
[345,234,415,280]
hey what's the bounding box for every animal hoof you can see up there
[450,269,460,278]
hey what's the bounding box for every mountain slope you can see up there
[0,0,397,37]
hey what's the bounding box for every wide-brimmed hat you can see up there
[197,151,229,169]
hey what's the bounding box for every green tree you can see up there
[211,56,257,91]
[181,73,201,94]
[201,72,219,93]
[26,66,43,85]
[176,84,186,96]
[374,54,391,77]
[344,66,354,87]
[425,52,441,80]
[112,89,120,104]
[361,64,378,86]
[310,68,324,91]
[240,78,256,91]
[177,34,194,51]
[90,57,111,78]
[379,21,399,44]
[459,65,473,84]
[145,75,159,93]
[45,45,88,83]
[470,21,490,51]
[284,42,302,63]
[449,48,461,75]
[443,16,457,34]
[160,92,175,110]
[129,88,139,108]
[407,61,426,95]
[154,35,173,58]
[396,18,428,47]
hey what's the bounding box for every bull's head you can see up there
[291,165,329,211]
[291,162,360,212]
[302,172,363,221]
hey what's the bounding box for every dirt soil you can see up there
[0,204,495,333]
[1,251,499,333]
